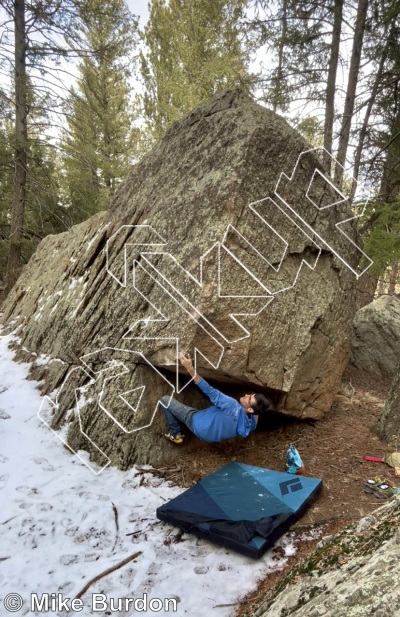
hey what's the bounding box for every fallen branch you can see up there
[126,530,143,537]
[126,523,154,537]
[74,551,142,600]
[111,502,119,553]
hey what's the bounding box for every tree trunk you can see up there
[323,0,343,172]
[388,260,399,295]
[272,0,288,113]
[349,18,394,202]
[5,0,28,295]
[377,361,400,447]
[379,105,400,202]
[377,276,386,296]
[358,103,400,235]
[334,0,369,186]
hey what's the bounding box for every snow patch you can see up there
[0,328,312,617]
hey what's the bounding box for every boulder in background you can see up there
[351,295,400,380]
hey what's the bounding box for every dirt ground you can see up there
[150,363,398,616]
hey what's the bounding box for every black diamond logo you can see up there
[279,478,303,495]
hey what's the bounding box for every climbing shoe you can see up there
[164,432,184,444]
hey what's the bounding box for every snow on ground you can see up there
[0,328,310,617]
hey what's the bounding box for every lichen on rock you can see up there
[251,495,400,617]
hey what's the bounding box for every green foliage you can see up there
[363,25,400,277]
[252,0,332,113]
[0,111,13,282]
[0,0,90,290]
[0,100,67,284]
[252,0,400,275]
[363,200,400,277]
[61,0,140,221]
[140,0,254,142]
[295,116,324,147]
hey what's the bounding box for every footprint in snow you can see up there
[20,516,35,529]
[0,409,11,420]
[77,491,93,500]
[58,581,74,595]
[74,528,114,549]
[147,562,162,576]
[122,479,137,490]
[19,518,42,534]
[189,546,209,558]
[194,566,209,574]
[0,386,8,394]
[18,502,34,510]
[0,454,8,464]
[60,554,79,566]
[34,458,55,472]
[16,486,39,497]
[37,503,53,511]
[128,512,144,523]
[0,474,9,489]
[77,492,109,501]
[60,517,73,528]
[64,526,79,537]
[119,567,136,585]
[19,518,40,548]
[84,553,100,562]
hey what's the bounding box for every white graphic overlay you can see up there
[274,147,372,278]
[39,148,373,474]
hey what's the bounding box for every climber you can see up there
[159,352,274,444]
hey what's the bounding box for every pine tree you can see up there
[251,0,400,187]
[355,2,400,282]
[1,0,82,294]
[249,0,400,296]
[0,101,14,288]
[140,0,254,143]
[0,90,66,289]
[252,0,331,114]
[362,199,400,278]
[62,0,140,220]
[334,0,369,184]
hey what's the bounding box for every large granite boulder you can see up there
[1,90,363,468]
[251,495,400,617]
[351,295,400,379]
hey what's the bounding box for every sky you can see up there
[127,0,150,25]
[0,0,150,103]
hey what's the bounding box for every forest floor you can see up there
[151,364,398,616]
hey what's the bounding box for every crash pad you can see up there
[156,462,322,558]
